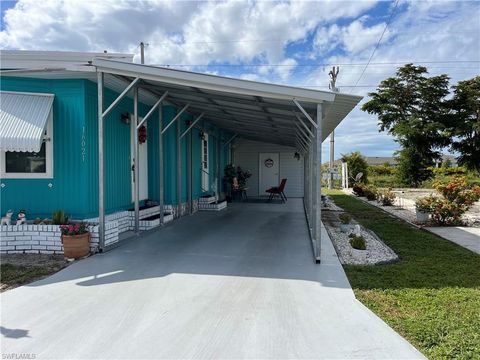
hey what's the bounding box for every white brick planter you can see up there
[1,200,204,254]
[198,200,227,211]
[0,223,116,255]
[199,195,217,204]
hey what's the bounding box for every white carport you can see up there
[93,59,362,263]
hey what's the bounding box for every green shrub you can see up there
[364,186,378,201]
[429,176,480,225]
[339,213,352,224]
[52,210,69,225]
[369,164,396,176]
[352,183,367,196]
[350,235,366,250]
[415,195,438,213]
[378,189,396,206]
[430,166,467,176]
[341,151,369,183]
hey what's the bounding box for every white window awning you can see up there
[0,91,54,152]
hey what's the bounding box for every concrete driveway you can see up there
[1,199,424,359]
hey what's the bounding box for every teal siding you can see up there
[148,107,194,205]
[1,77,233,219]
[0,77,89,219]
[83,80,151,216]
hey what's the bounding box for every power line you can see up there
[152,60,480,67]
[350,0,400,92]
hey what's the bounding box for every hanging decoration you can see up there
[138,125,147,144]
[264,158,274,168]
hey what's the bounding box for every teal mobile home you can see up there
[0,51,361,260]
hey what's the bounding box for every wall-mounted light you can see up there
[294,152,300,161]
[199,131,206,140]
[121,112,130,125]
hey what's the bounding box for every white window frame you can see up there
[0,110,54,179]
[201,133,209,191]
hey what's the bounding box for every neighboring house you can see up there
[0,50,361,260]
[331,155,457,167]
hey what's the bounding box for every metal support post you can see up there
[159,105,164,225]
[312,103,323,263]
[329,130,334,189]
[133,86,140,233]
[188,123,193,214]
[176,112,182,217]
[216,129,221,199]
[97,71,105,251]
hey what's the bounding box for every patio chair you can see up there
[266,178,287,203]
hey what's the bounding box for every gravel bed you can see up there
[322,202,399,266]
[324,217,398,265]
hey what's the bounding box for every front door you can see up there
[259,153,279,195]
[131,119,148,202]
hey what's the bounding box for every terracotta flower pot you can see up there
[61,232,91,259]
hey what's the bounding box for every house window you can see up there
[1,112,53,179]
[201,133,209,191]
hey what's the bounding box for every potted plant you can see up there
[52,209,69,225]
[223,164,237,202]
[349,235,367,262]
[60,222,91,259]
[415,196,435,223]
[338,213,352,233]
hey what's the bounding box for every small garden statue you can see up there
[16,210,27,225]
[1,210,13,225]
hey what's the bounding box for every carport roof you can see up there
[92,59,362,147]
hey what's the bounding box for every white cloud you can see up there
[1,0,478,159]
[0,0,378,69]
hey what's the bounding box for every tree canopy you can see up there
[341,151,368,184]
[362,64,455,186]
[447,76,480,173]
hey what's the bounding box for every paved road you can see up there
[1,200,424,359]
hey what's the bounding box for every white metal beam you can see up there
[295,131,309,149]
[222,134,237,147]
[295,113,315,138]
[180,113,204,139]
[93,58,336,103]
[137,91,168,129]
[102,77,140,118]
[293,99,318,129]
[295,122,312,144]
[161,103,190,135]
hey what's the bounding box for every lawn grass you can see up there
[324,189,480,360]
[1,256,66,292]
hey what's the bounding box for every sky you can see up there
[1,0,479,160]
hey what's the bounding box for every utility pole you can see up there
[328,66,339,189]
[140,42,148,64]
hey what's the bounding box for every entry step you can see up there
[198,200,227,211]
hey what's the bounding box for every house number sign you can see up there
[264,158,274,168]
[81,126,86,162]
